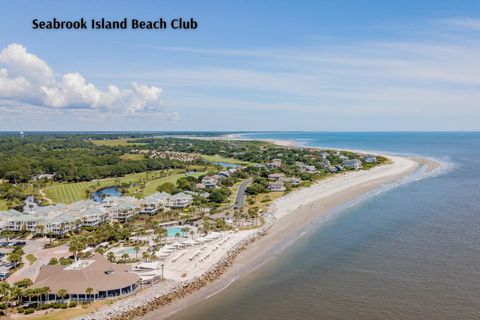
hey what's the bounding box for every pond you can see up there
[211,162,240,168]
[92,186,122,202]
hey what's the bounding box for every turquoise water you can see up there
[166,132,480,320]
[115,247,137,256]
[167,227,184,238]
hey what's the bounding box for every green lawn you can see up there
[0,199,8,210]
[201,154,248,165]
[139,171,207,197]
[25,253,37,265]
[44,170,169,204]
[91,138,147,147]
[44,169,209,204]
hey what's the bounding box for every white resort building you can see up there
[0,191,193,236]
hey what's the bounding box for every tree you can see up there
[156,182,177,194]
[121,253,129,263]
[107,251,115,262]
[69,238,85,261]
[134,245,140,260]
[57,289,68,303]
[7,253,21,266]
[180,227,190,237]
[85,287,94,303]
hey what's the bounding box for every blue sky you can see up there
[1,0,480,131]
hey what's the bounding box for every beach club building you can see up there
[32,254,141,302]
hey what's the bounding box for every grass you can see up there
[201,154,248,165]
[18,300,107,320]
[0,199,8,210]
[139,171,207,197]
[25,254,37,265]
[120,153,145,160]
[244,191,284,213]
[43,167,213,204]
[90,138,146,147]
[44,170,169,204]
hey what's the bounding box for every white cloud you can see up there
[0,43,166,115]
[444,17,480,30]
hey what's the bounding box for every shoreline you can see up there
[74,142,441,320]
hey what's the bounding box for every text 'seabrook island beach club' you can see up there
[0,1,478,320]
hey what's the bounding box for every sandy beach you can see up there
[74,140,440,320]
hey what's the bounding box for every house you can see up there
[286,177,301,186]
[268,158,282,168]
[201,175,219,188]
[218,171,230,179]
[32,174,55,181]
[31,254,140,302]
[327,166,338,173]
[168,192,193,208]
[338,155,349,161]
[268,182,286,192]
[319,151,329,159]
[342,159,362,170]
[139,192,170,214]
[295,162,317,173]
[195,183,206,190]
[268,173,285,181]
[364,156,377,163]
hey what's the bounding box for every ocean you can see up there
[165,132,480,320]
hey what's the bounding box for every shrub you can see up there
[24,307,35,314]
[17,307,24,313]
[60,303,68,309]
[0,303,6,310]
[69,301,77,308]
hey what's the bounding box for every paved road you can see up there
[233,178,252,209]
[7,240,70,284]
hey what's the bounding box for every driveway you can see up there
[7,240,70,283]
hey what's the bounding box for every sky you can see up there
[1,0,480,131]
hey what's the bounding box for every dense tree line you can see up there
[0,136,186,183]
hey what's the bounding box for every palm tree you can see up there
[180,227,190,237]
[133,245,140,260]
[85,287,94,303]
[56,288,68,303]
[41,286,50,303]
[142,251,149,262]
[121,253,129,263]
[107,251,115,262]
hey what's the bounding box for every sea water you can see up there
[166,132,480,320]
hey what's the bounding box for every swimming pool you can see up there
[114,247,138,257]
[167,227,184,238]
